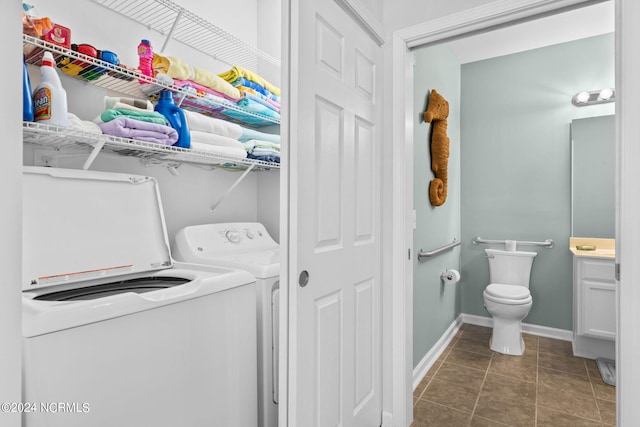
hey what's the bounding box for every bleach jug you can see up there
[33,51,68,127]
[137,39,154,84]
[23,54,34,121]
[154,90,190,148]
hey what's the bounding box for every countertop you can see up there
[569,237,615,258]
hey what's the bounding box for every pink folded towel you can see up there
[98,117,179,146]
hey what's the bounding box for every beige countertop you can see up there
[569,237,616,258]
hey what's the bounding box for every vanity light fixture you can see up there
[571,88,616,106]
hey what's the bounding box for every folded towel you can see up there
[190,130,246,150]
[184,110,243,139]
[98,117,178,145]
[231,77,280,102]
[99,108,168,125]
[104,96,154,111]
[173,79,238,102]
[241,139,281,152]
[153,54,241,100]
[190,141,248,159]
[236,98,281,120]
[238,127,281,144]
[67,113,102,134]
[248,152,280,163]
[238,88,280,113]
[219,66,281,97]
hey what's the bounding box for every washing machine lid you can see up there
[22,167,172,290]
[485,283,531,300]
[193,250,280,279]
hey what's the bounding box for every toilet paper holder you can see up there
[440,269,461,284]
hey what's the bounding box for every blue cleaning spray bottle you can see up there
[154,90,190,148]
[23,54,34,121]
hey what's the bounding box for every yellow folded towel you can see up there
[152,54,241,100]
[218,66,281,97]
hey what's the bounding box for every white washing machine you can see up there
[172,222,280,427]
[22,167,257,427]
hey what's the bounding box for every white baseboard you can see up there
[413,314,574,388]
[412,316,464,391]
[381,411,393,427]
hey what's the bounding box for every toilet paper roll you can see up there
[505,240,517,251]
[441,269,461,285]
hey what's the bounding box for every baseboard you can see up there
[381,411,393,427]
[461,313,573,342]
[412,315,464,391]
[412,313,574,389]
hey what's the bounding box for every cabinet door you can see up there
[577,259,616,340]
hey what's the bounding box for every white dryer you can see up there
[22,167,257,427]
[172,222,280,427]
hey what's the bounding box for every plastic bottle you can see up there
[32,51,68,127]
[154,90,190,148]
[23,54,34,121]
[137,39,154,83]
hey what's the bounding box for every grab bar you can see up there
[471,236,554,249]
[418,239,462,261]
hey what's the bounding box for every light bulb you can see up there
[576,91,590,103]
[598,88,614,101]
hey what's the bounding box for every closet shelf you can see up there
[91,0,281,71]
[23,35,280,127]
[23,121,280,171]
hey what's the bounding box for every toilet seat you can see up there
[484,283,532,305]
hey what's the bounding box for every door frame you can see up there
[390,0,639,425]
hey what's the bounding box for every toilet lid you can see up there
[485,283,531,300]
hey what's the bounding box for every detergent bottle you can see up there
[137,39,154,83]
[23,54,34,121]
[154,90,190,148]
[33,50,68,127]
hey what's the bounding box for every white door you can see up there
[284,0,383,425]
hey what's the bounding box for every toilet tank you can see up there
[485,249,537,287]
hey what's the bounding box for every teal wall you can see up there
[460,34,615,330]
[413,44,461,367]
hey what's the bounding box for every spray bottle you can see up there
[32,51,68,127]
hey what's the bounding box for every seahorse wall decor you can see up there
[423,89,450,206]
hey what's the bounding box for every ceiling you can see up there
[448,1,614,64]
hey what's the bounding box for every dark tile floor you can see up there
[413,324,616,426]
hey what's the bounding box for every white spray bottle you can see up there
[33,51,68,127]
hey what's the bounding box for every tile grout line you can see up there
[467,349,492,426]
[534,336,539,426]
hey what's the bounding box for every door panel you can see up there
[287,0,383,425]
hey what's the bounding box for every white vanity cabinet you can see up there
[573,255,616,359]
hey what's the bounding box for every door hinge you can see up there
[408,248,411,260]
[615,263,620,281]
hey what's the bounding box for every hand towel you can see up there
[99,108,168,125]
[184,110,243,139]
[218,66,281,97]
[67,113,102,134]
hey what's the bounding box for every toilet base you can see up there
[489,318,525,356]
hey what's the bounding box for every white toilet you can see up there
[483,248,537,355]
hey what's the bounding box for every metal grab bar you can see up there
[471,236,554,248]
[418,239,462,261]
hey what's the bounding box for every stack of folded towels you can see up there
[218,66,281,122]
[94,96,179,146]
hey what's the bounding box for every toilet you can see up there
[483,248,537,355]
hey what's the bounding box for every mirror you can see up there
[571,115,615,238]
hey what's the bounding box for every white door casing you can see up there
[283,0,384,425]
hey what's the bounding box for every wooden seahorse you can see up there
[423,89,450,206]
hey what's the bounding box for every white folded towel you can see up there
[184,110,243,139]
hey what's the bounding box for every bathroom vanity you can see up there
[570,238,616,359]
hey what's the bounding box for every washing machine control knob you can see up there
[226,230,241,243]
[246,230,255,239]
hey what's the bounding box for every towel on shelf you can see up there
[190,130,246,150]
[99,108,168,125]
[67,113,102,134]
[219,66,281,97]
[98,117,178,145]
[236,98,281,120]
[190,141,248,159]
[238,127,280,144]
[237,88,280,113]
[184,110,243,139]
[173,79,238,102]
[241,139,280,163]
[104,96,154,111]
[152,54,241,100]
[232,78,281,102]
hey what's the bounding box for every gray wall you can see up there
[460,34,615,330]
[413,44,461,366]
